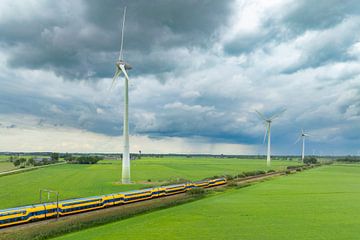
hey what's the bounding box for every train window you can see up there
[0,210,26,217]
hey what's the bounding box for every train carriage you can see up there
[58,195,111,216]
[208,178,227,187]
[163,183,187,195]
[0,204,46,227]
[193,180,210,188]
[122,188,156,203]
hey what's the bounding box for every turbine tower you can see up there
[295,129,310,163]
[256,109,286,167]
[110,7,132,184]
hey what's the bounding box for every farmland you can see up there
[53,164,360,240]
[0,157,298,209]
[0,161,16,172]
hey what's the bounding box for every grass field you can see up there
[53,164,360,240]
[0,161,16,172]
[0,157,297,209]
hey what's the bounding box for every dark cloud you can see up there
[1,0,360,154]
[0,0,233,79]
[283,0,360,32]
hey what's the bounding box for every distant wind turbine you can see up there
[295,129,311,163]
[110,7,132,184]
[256,109,286,167]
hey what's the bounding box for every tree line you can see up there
[64,154,104,164]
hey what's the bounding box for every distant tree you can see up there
[64,153,75,162]
[51,153,59,161]
[304,156,318,164]
[13,159,21,167]
[71,156,102,164]
[27,158,35,166]
[19,158,27,167]
[336,156,360,163]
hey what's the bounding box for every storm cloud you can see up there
[0,0,359,154]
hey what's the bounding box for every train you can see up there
[0,177,226,228]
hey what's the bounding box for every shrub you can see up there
[225,174,234,180]
[285,170,292,174]
[267,169,276,173]
[287,166,298,170]
[304,157,318,164]
[255,170,266,175]
[236,173,246,178]
[243,171,257,177]
[235,183,251,189]
[13,159,21,167]
[67,156,103,164]
[296,168,302,172]
[242,170,266,177]
[187,188,206,196]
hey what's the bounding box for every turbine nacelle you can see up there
[116,60,132,70]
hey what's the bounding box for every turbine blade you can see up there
[119,6,127,61]
[109,68,122,91]
[255,110,266,121]
[269,108,286,120]
[263,126,268,144]
[119,64,129,80]
[294,135,302,144]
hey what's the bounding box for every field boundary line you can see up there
[0,162,66,177]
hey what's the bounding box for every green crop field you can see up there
[0,157,297,209]
[53,164,360,240]
[0,161,16,172]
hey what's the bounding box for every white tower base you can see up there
[122,70,131,184]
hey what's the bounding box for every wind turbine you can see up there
[295,129,310,163]
[256,109,286,167]
[110,6,132,184]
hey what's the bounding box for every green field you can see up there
[0,161,16,172]
[53,164,360,240]
[0,157,297,209]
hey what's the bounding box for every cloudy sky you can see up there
[0,0,359,155]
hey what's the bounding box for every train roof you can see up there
[116,187,155,195]
[162,183,187,188]
[58,195,104,204]
[0,204,44,213]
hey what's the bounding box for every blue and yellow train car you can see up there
[122,188,156,203]
[163,183,187,195]
[58,195,109,216]
[0,204,46,227]
[209,178,227,187]
[193,180,210,188]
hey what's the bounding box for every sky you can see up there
[0,0,359,155]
